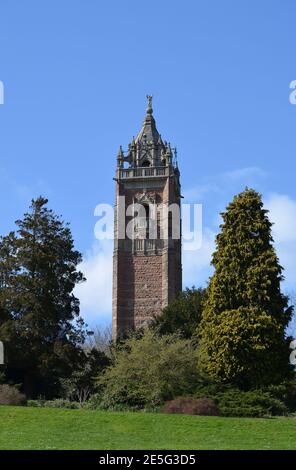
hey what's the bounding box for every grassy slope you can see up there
[0,406,295,450]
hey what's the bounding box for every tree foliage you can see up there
[151,287,205,338]
[198,188,293,388]
[61,348,111,405]
[0,197,86,397]
[99,330,202,408]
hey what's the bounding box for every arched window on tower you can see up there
[157,211,161,239]
[134,203,150,241]
[168,211,172,239]
[144,204,150,239]
[142,160,151,167]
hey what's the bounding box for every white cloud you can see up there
[182,184,219,202]
[266,193,296,243]
[265,193,296,288]
[183,227,216,288]
[75,240,113,325]
[224,166,266,181]
[265,194,296,335]
[182,166,266,205]
[0,167,50,201]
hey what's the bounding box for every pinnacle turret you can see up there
[116,96,178,170]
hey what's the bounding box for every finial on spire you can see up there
[146,94,153,114]
[117,145,124,168]
[174,147,178,167]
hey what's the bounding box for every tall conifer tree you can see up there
[0,198,86,396]
[199,188,293,388]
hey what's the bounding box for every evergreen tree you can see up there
[0,198,86,397]
[198,188,293,388]
[151,287,205,338]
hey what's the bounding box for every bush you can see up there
[84,393,103,410]
[84,394,160,412]
[194,384,288,417]
[42,399,80,409]
[26,400,42,407]
[265,381,296,413]
[219,390,287,417]
[60,348,111,405]
[0,384,26,406]
[27,399,80,409]
[162,397,219,416]
[99,330,202,408]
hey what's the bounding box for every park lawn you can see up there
[0,406,295,450]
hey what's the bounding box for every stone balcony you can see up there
[118,238,165,253]
[119,166,170,179]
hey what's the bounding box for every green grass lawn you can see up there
[0,406,295,450]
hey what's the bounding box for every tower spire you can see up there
[134,95,159,145]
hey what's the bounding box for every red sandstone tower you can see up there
[112,97,182,339]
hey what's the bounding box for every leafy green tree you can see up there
[0,197,86,397]
[151,288,205,338]
[99,330,202,408]
[61,348,111,405]
[198,188,293,388]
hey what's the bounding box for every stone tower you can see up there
[112,96,182,339]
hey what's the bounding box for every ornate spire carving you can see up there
[146,94,153,114]
[117,97,179,170]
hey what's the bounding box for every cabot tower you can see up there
[112,96,182,339]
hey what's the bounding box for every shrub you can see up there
[85,394,160,412]
[265,380,296,413]
[26,398,81,409]
[27,400,43,407]
[194,385,288,417]
[162,397,219,416]
[0,384,26,406]
[60,349,111,405]
[42,399,80,409]
[99,330,202,408]
[219,389,287,417]
[84,393,103,410]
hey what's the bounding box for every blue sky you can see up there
[0,1,296,332]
